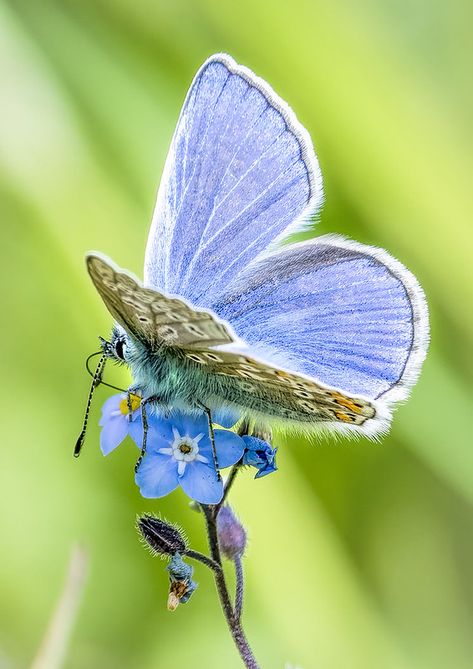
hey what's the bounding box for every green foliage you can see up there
[0,1,472,667]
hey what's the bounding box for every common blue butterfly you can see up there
[77,53,429,458]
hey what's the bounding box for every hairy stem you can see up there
[234,556,244,621]
[185,549,222,574]
[215,463,240,514]
[202,506,259,669]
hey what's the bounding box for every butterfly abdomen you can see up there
[126,338,377,433]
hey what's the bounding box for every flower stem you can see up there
[202,506,259,669]
[215,463,240,514]
[234,556,244,621]
[185,549,222,574]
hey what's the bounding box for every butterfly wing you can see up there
[144,53,323,307]
[212,234,429,405]
[183,347,379,433]
[86,254,235,349]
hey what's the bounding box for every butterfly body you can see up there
[116,324,375,431]
[86,53,428,440]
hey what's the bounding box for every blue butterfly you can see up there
[77,53,429,458]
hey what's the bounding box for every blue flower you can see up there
[135,410,245,504]
[211,407,241,429]
[242,436,278,478]
[99,393,142,455]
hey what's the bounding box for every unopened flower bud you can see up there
[137,514,187,557]
[216,505,247,560]
[166,554,197,609]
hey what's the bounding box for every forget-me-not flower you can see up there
[242,436,278,478]
[135,409,245,504]
[99,395,245,503]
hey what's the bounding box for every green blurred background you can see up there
[1,1,472,667]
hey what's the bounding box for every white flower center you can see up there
[157,426,209,476]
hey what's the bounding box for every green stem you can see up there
[202,506,259,669]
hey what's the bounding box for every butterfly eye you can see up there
[114,338,127,361]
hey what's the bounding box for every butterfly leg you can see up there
[126,391,134,419]
[200,405,221,482]
[134,395,160,473]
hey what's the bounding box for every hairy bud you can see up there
[216,505,247,560]
[137,514,187,557]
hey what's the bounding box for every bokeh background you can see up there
[1,1,472,668]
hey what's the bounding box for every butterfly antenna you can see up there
[85,349,127,393]
[74,352,107,458]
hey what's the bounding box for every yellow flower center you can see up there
[119,393,141,415]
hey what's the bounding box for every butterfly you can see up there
[77,53,429,456]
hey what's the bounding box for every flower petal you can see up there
[214,430,245,468]
[135,453,179,498]
[127,414,144,447]
[242,450,264,467]
[241,436,278,478]
[129,413,176,451]
[254,460,278,478]
[242,435,268,452]
[168,410,209,438]
[179,461,223,504]
[128,407,142,422]
[99,394,123,426]
[212,407,241,429]
[100,415,129,455]
[148,412,175,442]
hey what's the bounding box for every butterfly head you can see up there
[97,326,165,401]
[100,326,131,365]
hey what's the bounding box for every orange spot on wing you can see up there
[331,392,363,414]
[334,411,354,423]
